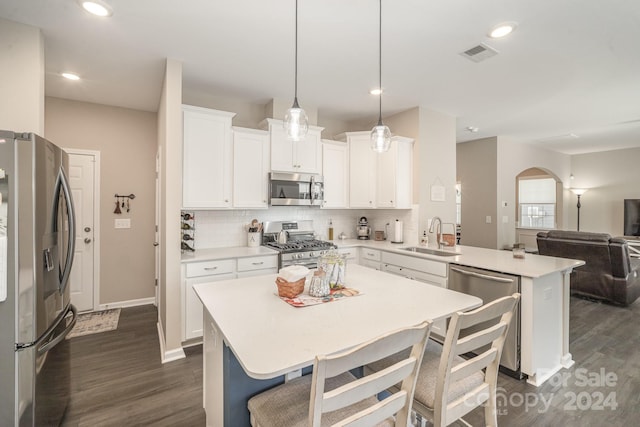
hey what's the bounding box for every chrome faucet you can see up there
[429,217,444,249]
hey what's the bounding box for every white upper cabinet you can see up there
[377,136,413,209]
[339,131,413,209]
[182,105,236,209]
[345,132,377,208]
[321,140,349,209]
[261,118,323,174]
[233,127,269,208]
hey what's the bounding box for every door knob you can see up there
[84,238,92,243]
[84,227,91,232]
[153,242,159,247]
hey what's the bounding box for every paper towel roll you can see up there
[391,220,403,243]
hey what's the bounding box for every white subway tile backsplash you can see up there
[191,205,420,249]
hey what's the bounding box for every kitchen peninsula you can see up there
[193,264,482,427]
[334,239,585,387]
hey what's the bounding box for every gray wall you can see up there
[0,18,44,133]
[45,97,158,305]
[457,137,498,248]
[570,147,640,235]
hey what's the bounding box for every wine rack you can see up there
[181,211,195,253]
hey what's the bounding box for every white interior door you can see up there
[67,151,99,312]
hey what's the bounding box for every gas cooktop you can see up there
[265,240,336,253]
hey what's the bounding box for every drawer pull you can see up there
[252,261,264,265]
[204,266,218,271]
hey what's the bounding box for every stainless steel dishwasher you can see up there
[448,264,522,379]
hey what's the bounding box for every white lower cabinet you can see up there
[360,248,381,270]
[236,255,278,278]
[183,259,235,341]
[182,255,278,341]
[380,251,448,338]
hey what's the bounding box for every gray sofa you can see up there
[536,230,640,306]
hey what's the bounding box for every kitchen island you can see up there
[193,264,482,427]
[334,239,585,386]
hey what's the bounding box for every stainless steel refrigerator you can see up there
[0,131,78,426]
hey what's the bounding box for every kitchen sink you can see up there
[402,247,458,257]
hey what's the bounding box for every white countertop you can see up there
[332,239,584,278]
[183,238,583,278]
[181,245,278,263]
[194,264,482,380]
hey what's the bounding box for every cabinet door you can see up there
[295,128,322,174]
[349,135,376,208]
[377,141,398,208]
[233,128,269,208]
[182,106,236,209]
[322,141,349,208]
[184,272,235,340]
[269,122,296,172]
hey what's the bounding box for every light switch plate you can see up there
[115,218,131,229]
[486,216,492,224]
[502,216,509,224]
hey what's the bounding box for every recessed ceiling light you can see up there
[62,72,80,81]
[489,22,517,38]
[370,88,383,95]
[77,0,113,17]
[466,126,479,133]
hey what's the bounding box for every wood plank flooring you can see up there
[61,305,205,426]
[62,297,640,426]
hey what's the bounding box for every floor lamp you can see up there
[571,188,587,231]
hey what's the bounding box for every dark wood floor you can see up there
[61,305,205,426]
[62,297,640,426]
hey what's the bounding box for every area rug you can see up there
[66,308,121,339]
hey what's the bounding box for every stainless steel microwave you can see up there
[269,172,324,206]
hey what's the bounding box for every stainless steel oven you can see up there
[262,221,335,269]
[269,172,323,206]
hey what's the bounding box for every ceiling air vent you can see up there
[460,43,499,63]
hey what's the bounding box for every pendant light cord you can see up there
[377,0,383,125]
[294,0,299,105]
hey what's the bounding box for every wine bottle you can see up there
[182,234,194,241]
[181,241,195,252]
[182,213,193,220]
[181,222,192,230]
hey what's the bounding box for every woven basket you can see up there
[275,276,305,298]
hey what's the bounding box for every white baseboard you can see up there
[98,297,156,311]
[157,321,186,363]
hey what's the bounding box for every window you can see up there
[518,177,555,229]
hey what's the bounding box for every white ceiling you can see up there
[1,0,639,155]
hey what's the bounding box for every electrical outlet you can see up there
[115,218,131,229]
[502,201,508,207]
[486,216,492,224]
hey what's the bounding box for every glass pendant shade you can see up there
[284,98,309,141]
[370,121,391,152]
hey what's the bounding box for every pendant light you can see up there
[284,0,309,141]
[371,0,391,153]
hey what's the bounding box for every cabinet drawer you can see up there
[337,248,357,260]
[382,263,447,288]
[185,259,235,278]
[382,251,447,277]
[361,248,381,262]
[237,255,278,272]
